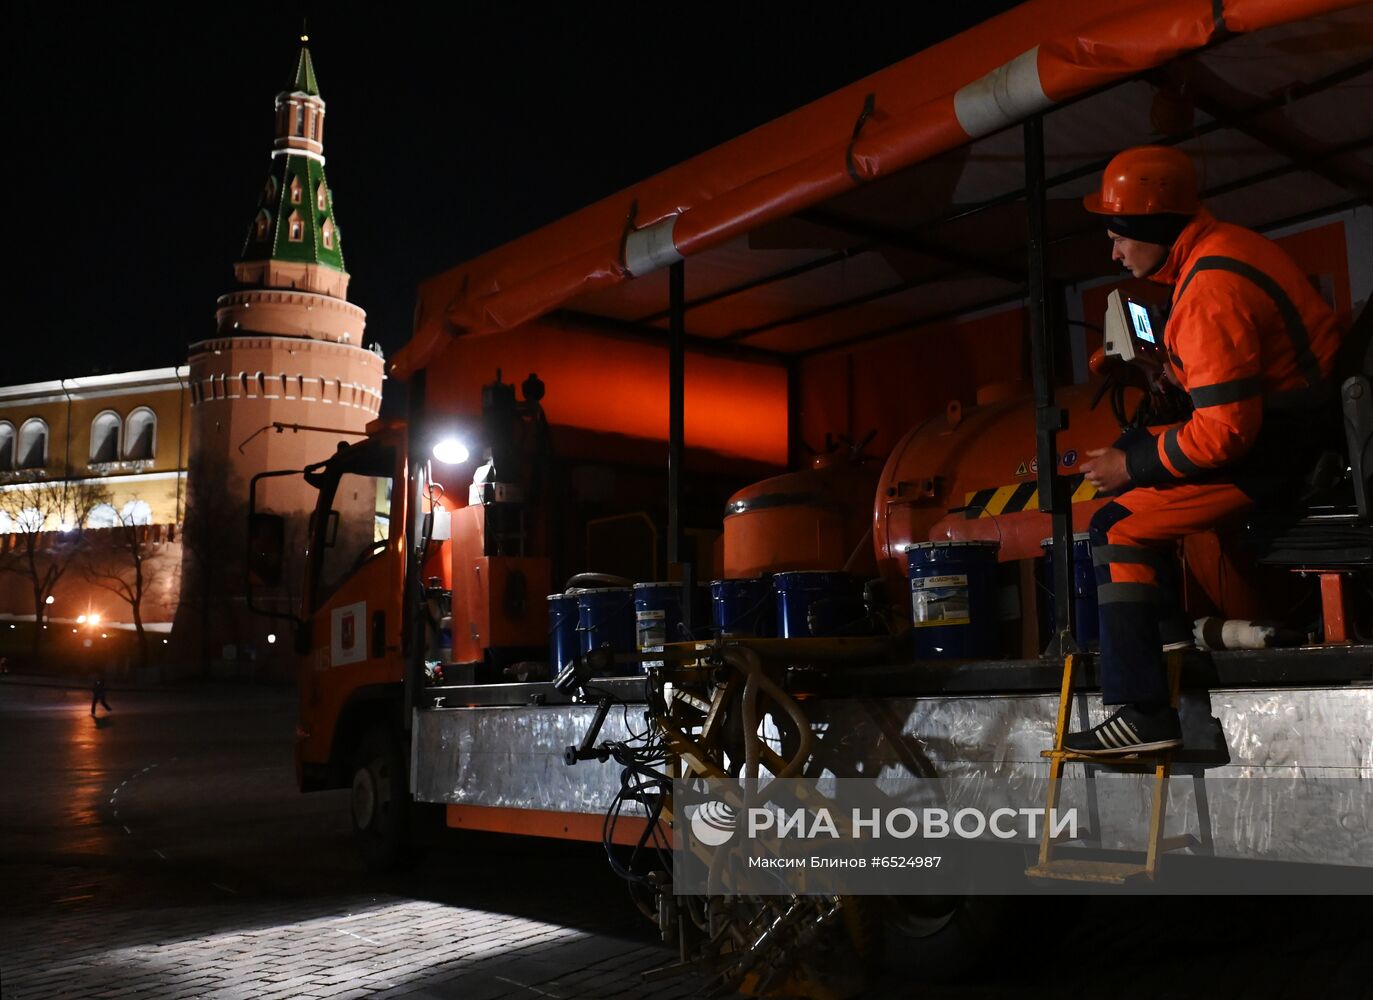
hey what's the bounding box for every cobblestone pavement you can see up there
[2,883,697,1000]
[0,682,702,1000]
[2,681,1369,1000]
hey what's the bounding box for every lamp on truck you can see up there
[432,437,470,465]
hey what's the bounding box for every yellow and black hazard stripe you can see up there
[962,474,1098,519]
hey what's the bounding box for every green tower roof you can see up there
[292,45,320,96]
[240,155,347,274]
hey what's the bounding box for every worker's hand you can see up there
[1081,447,1131,493]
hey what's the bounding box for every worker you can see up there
[1066,145,1343,755]
[91,674,112,717]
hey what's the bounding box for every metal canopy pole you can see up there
[403,369,427,725]
[668,260,693,630]
[1024,115,1076,655]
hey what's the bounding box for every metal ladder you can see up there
[1025,650,1189,884]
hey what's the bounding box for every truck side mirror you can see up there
[248,512,287,586]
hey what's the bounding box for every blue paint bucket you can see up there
[633,582,705,668]
[1039,533,1099,647]
[547,592,580,674]
[907,541,1000,658]
[773,571,862,638]
[710,578,776,637]
[576,587,636,673]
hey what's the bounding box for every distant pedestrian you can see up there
[91,677,111,717]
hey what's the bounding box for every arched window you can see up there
[121,500,152,526]
[289,176,302,205]
[256,372,267,396]
[254,209,271,241]
[90,410,122,463]
[124,408,156,461]
[295,104,305,136]
[88,503,120,529]
[17,418,47,470]
[316,181,327,211]
[263,176,277,203]
[0,421,14,471]
[288,210,304,242]
[321,217,334,250]
[239,373,250,396]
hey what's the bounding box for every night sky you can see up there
[11,2,1018,386]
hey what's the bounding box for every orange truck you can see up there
[249,0,1371,990]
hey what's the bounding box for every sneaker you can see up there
[1062,705,1182,756]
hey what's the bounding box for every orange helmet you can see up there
[1084,146,1199,216]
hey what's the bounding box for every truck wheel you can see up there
[350,726,416,871]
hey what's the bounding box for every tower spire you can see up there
[234,40,348,297]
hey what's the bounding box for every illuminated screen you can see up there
[1128,301,1156,344]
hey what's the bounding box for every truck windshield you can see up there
[313,471,393,608]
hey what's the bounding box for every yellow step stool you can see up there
[1025,650,1188,885]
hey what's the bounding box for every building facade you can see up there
[0,368,190,531]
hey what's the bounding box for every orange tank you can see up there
[723,451,879,579]
[873,381,1130,600]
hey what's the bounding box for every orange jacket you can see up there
[1124,208,1343,497]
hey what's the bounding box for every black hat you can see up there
[1106,212,1194,247]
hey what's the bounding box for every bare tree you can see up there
[0,480,112,663]
[81,503,174,671]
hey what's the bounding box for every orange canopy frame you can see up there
[394,0,1369,380]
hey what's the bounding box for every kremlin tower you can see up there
[177,40,384,674]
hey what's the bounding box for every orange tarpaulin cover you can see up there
[393,0,1360,379]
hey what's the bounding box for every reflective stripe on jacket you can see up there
[1124,208,1344,498]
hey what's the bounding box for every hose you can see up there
[564,571,635,590]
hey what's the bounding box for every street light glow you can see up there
[88,613,101,626]
[267,633,277,644]
[432,437,470,464]
[77,615,87,624]
[45,596,54,605]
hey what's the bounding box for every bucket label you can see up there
[638,609,668,651]
[911,574,971,627]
